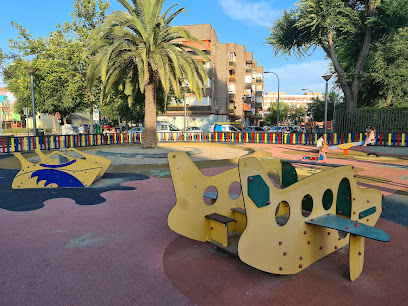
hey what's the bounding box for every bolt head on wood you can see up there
[358,252,362,256]
[307,241,311,245]
[299,256,303,260]
[304,231,307,235]
[299,264,303,268]
[346,226,350,229]
[267,201,271,205]
[210,227,213,230]
[283,252,287,256]
[248,177,253,182]
[279,241,282,245]
[355,223,359,227]
[279,267,283,271]
[335,246,338,249]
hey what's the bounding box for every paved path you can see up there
[1,143,407,305]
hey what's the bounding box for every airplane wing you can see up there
[305,214,390,242]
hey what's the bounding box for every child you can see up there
[316,135,326,150]
[363,127,376,146]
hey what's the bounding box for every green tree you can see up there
[266,0,408,111]
[86,0,208,148]
[264,102,290,126]
[306,91,344,122]
[3,0,109,130]
[357,28,408,107]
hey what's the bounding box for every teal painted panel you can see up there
[359,207,376,219]
[281,162,298,189]
[336,178,352,217]
[306,214,390,242]
[248,175,270,208]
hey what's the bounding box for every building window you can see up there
[228,84,236,94]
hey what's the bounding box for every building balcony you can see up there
[255,79,264,83]
[243,96,252,103]
[228,93,236,99]
[246,69,252,73]
[165,105,212,113]
[228,61,236,67]
[245,83,252,89]
[255,91,263,96]
[228,76,236,83]
[228,108,235,114]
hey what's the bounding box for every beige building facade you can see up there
[263,92,324,123]
[157,24,264,130]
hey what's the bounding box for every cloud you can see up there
[218,0,277,27]
[264,60,333,95]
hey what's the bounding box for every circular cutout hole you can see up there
[267,169,281,189]
[228,181,241,200]
[323,189,333,210]
[275,201,290,226]
[302,194,313,217]
[203,186,218,206]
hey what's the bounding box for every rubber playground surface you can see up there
[1,143,407,305]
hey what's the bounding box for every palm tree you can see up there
[86,0,208,148]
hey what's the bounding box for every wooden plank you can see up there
[306,215,390,242]
[205,213,235,224]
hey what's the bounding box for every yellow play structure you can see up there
[167,152,390,281]
[12,148,111,189]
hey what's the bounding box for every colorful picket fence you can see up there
[1,132,407,154]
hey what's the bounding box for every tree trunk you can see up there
[322,1,377,112]
[144,73,158,149]
[323,35,354,111]
[349,0,376,111]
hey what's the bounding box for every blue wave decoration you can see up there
[31,169,84,187]
[39,159,77,168]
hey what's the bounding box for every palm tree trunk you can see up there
[144,80,158,148]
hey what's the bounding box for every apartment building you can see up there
[157,24,264,130]
[263,92,324,121]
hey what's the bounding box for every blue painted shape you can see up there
[318,152,326,160]
[306,214,390,242]
[359,207,376,219]
[31,169,84,187]
[40,159,76,168]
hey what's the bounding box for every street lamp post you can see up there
[183,92,187,134]
[322,74,332,134]
[301,88,316,130]
[264,71,280,127]
[25,67,39,136]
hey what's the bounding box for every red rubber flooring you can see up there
[1,145,407,305]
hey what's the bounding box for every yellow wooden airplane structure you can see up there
[12,149,111,189]
[167,152,389,281]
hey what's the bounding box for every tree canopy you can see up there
[86,0,208,148]
[266,0,408,111]
[3,0,110,122]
